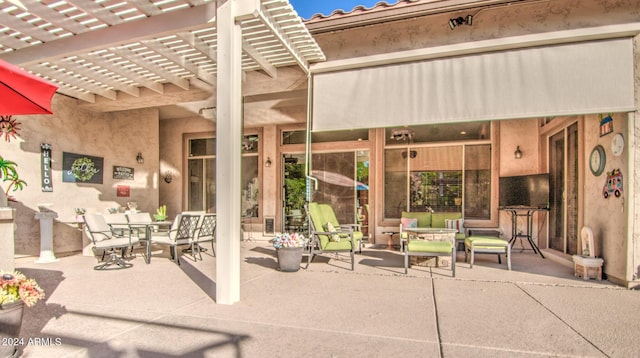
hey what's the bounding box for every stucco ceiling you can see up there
[0,0,325,123]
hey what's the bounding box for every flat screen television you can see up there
[499,173,550,209]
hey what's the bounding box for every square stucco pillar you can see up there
[215,0,242,305]
[0,207,16,271]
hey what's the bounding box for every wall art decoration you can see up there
[602,168,623,199]
[117,185,130,197]
[62,152,103,184]
[113,166,134,180]
[40,143,53,192]
[599,115,613,136]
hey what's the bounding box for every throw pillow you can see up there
[445,219,464,233]
[401,217,418,229]
[325,222,341,242]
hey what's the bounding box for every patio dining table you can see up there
[115,220,173,264]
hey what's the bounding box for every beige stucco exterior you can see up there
[2,0,639,287]
[5,95,159,256]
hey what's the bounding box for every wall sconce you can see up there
[449,15,473,30]
[136,152,144,164]
[162,171,172,184]
[514,146,523,159]
[265,157,272,168]
[401,150,417,159]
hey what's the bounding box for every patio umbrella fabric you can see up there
[0,59,58,115]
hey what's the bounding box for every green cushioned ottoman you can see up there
[465,236,511,270]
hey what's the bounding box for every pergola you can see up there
[0,0,325,304]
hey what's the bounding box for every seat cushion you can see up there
[94,236,137,249]
[323,240,353,251]
[432,212,462,228]
[408,240,452,254]
[466,236,509,250]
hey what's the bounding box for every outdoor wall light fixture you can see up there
[449,15,473,30]
[136,152,144,164]
[514,146,523,159]
[265,157,272,167]
[162,171,172,184]
[401,150,417,159]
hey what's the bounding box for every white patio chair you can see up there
[191,213,216,260]
[83,213,140,270]
[148,213,200,265]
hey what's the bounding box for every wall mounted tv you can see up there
[499,173,550,209]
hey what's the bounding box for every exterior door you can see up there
[282,153,307,232]
[548,122,579,254]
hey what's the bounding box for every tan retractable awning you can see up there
[312,37,634,131]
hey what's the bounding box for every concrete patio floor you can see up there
[13,241,640,357]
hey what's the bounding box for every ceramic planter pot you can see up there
[0,300,24,358]
[276,247,304,272]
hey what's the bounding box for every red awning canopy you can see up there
[0,59,58,115]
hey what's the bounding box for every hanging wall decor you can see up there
[0,115,21,142]
[602,168,623,199]
[599,114,613,136]
[62,152,103,184]
[40,144,52,192]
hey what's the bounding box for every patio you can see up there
[14,242,640,357]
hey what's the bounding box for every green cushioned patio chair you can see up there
[307,202,356,270]
[402,232,456,276]
[318,203,363,253]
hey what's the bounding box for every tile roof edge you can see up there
[303,0,411,22]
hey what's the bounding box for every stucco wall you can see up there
[159,116,214,219]
[583,114,628,282]
[497,119,542,243]
[3,95,159,256]
[312,0,640,61]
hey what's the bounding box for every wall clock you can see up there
[611,133,624,156]
[589,145,606,176]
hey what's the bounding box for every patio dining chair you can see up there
[83,213,140,270]
[104,212,133,257]
[148,213,200,265]
[125,212,154,259]
[190,213,216,261]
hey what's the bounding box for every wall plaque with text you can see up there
[41,143,53,192]
[113,166,134,180]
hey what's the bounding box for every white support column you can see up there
[215,0,243,305]
[628,113,639,284]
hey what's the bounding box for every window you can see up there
[187,134,260,217]
[383,123,492,220]
[464,145,491,219]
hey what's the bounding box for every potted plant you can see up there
[74,208,86,222]
[0,271,45,356]
[154,205,167,221]
[271,233,307,272]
